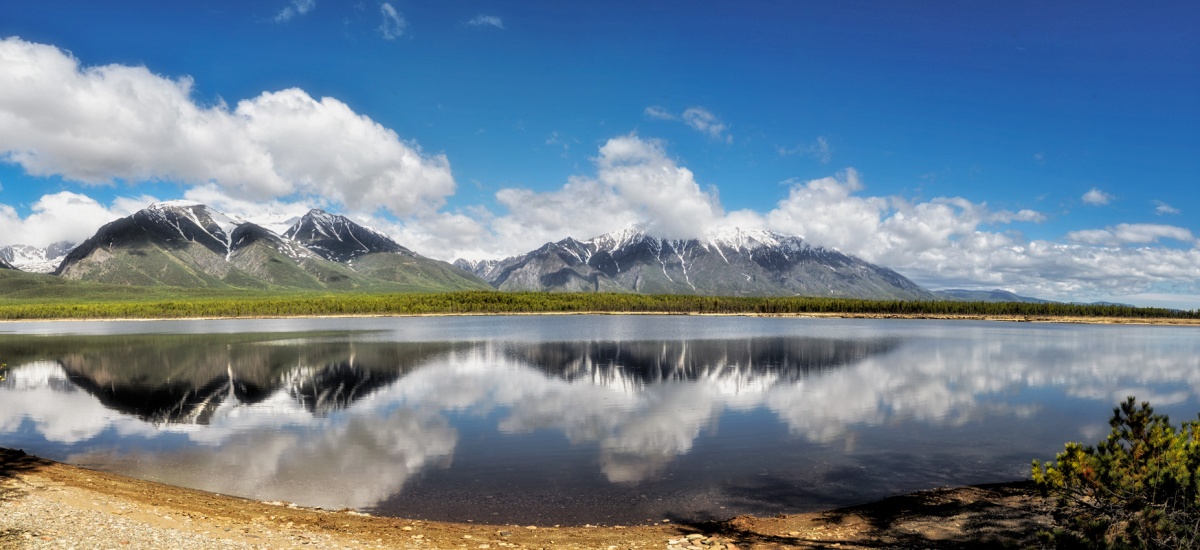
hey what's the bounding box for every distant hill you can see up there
[457,228,934,300]
[933,289,1052,303]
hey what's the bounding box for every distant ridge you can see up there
[933,289,1051,304]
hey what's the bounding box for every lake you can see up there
[1,315,1198,525]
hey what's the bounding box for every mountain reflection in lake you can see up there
[1,316,1198,524]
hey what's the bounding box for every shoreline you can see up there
[0,447,1055,549]
[2,310,1199,326]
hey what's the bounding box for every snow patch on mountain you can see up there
[0,241,78,273]
[245,213,303,236]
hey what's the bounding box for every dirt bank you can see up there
[0,448,1054,549]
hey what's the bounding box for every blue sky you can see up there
[0,1,1197,307]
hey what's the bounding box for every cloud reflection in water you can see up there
[1,322,1198,516]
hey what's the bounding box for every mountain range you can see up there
[455,228,934,300]
[0,201,1063,302]
[49,201,489,292]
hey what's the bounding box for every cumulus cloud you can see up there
[379,3,407,40]
[499,136,713,239]
[274,0,315,22]
[0,191,153,247]
[0,37,453,218]
[746,171,1200,301]
[681,107,731,142]
[1082,187,1113,206]
[466,15,504,29]
[353,134,729,260]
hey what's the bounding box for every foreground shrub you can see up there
[1032,397,1200,548]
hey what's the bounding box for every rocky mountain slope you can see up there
[53,202,487,291]
[456,228,934,300]
[283,209,412,262]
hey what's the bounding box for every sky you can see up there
[0,1,1197,307]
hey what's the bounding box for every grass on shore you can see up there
[0,288,1196,321]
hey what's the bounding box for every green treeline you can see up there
[0,291,1195,320]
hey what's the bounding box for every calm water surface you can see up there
[1,316,1198,524]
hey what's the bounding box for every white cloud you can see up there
[778,136,832,163]
[642,106,732,143]
[274,0,315,22]
[741,170,1200,302]
[681,107,731,142]
[0,192,154,248]
[593,135,723,237]
[365,134,725,259]
[379,3,407,40]
[0,37,453,219]
[1082,187,1113,206]
[643,106,676,121]
[990,209,1046,223]
[1067,223,1195,246]
[764,170,887,255]
[235,89,454,215]
[466,15,504,29]
[1155,200,1181,215]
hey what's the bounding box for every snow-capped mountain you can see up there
[0,241,77,273]
[51,201,488,291]
[283,209,413,262]
[456,227,934,300]
[280,209,488,289]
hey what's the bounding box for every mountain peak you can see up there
[703,227,809,253]
[283,209,410,262]
[585,227,647,250]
